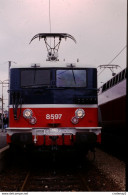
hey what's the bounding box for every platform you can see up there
[0,129,8,149]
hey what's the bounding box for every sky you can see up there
[0,0,127,110]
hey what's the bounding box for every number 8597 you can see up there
[46,114,62,120]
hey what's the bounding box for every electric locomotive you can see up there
[7,33,101,152]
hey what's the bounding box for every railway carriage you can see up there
[98,68,126,149]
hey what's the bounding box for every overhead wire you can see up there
[98,67,105,76]
[49,0,52,33]
[49,0,52,46]
[98,45,127,76]
[107,45,126,65]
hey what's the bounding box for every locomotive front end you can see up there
[7,63,101,152]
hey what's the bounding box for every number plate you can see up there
[46,114,62,120]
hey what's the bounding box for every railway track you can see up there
[0,149,124,191]
[20,171,91,191]
[0,151,92,191]
[20,166,92,191]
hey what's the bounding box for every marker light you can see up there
[75,109,85,118]
[71,117,79,124]
[23,109,33,119]
[29,117,37,125]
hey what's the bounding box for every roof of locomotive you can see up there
[10,61,96,69]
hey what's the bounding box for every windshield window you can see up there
[56,69,86,87]
[21,69,51,87]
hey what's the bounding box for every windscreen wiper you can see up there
[57,69,76,86]
[71,69,76,85]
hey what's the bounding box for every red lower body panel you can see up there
[9,107,98,128]
[7,106,101,146]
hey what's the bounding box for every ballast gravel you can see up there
[93,148,125,191]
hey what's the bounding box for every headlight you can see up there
[71,117,79,124]
[75,109,85,118]
[29,117,37,124]
[23,109,33,119]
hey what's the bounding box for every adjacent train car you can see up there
[98,68,126,150]
[7,62,101,152]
